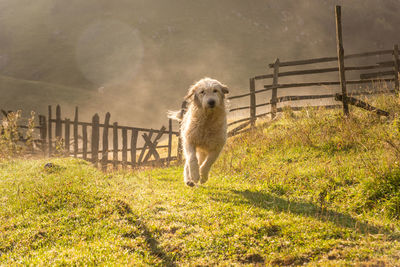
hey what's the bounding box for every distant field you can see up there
[1,94,400,265]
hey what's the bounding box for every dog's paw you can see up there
[186,181,195,187]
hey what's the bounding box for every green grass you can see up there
[2,95,400,265]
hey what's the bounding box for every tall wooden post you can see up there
[271,58,280,119]
[113,122,118,168]
[48,105,52,157]
[101,112,110,171]
[249,78,256,127]
[91,114,99,165]
[335,5,349,116]
[39,115,47,156]
[167,119,173,165]
[130,129,138,167]
[65,119,70,156]
[177,101,186,162]
[55,105,62,138]
[73,107,79,158]
[122,128,128,168]
[393,44,399,95]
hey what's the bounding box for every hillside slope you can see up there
[1,95,400,265]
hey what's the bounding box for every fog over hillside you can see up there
[0,0,399,126]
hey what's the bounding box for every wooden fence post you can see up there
[249,77,256,127]
[101,112,110,171]
[113,122,118,168]
[335,5,349,116]
[130,129,138,167]
[271,58,280,119]
[82,125,88,160]
[47,105,52,157]
[73,107,79,158]
[167,119,173,165]
[39,115,47,156]
[393,44,399,95]
[91,114,99,165]
[122,128,128,168]
[55,105,62,139]
[177,101,186,162]
[65,119,70,156]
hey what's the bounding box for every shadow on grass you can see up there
[210,188,397,237]
[115,200,177,266]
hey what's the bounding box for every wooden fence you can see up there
[225,6,399,136]
[37,105,180,170]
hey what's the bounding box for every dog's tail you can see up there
[167,110,183,122]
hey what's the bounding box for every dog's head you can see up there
[184,77,229,109]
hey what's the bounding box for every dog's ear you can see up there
[221,85,229,94]
[184,84,198,101]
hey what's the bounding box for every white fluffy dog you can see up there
[168,78,229,186]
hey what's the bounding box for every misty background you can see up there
[0,0,399,127]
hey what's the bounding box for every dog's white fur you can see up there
[168,78,229,186]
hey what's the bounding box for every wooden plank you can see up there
[360,70,395,80]
[101,112,110,171]
[271,58,280,119]
[91,114,99,164]
[263,78,395,89]
[142,133,161,163]
[228,121,251,137]
[39,115,47,155]
[276,105,341,112]
[335,94,389,116]
[344,49,393,59]
[276,94,335,103]
[229,105,251,112]
[47,120,179,135]
[335,5,349,116]
[55,105,62,138]
[73,107,79,158]
[143,126,166,163]
[393,44,399,94]
[228,92,251,100]
[64,119,70,156]
[268,56,338,68]
[138,130,153,164]
[167,119,172,165]
[82,125,88,160]
[130,129,138,167]
[122,128,128,168]
[228,117,252,126]
[249,78,256,127]
[113,122,118,168]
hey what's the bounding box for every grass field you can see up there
[2,95,400,265]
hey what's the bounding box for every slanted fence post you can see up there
[65,118,70,156]
[91,114,99,165]
[73,107,79,158]
[113,122,118,168]
[249,77,256,127]
[48,105,52,157]
[393,44,399,95]
[335,5,349,116]
[101,112,110,171]
[271,58,280,119]
[39,115,47,156]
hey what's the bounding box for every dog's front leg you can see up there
[184,143,200,186]
[199,148,222,184]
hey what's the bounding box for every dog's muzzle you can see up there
[207,99,216,108]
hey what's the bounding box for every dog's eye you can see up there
[200,90,205,94]
[213,89,218,93]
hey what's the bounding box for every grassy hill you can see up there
[2,95,400,265]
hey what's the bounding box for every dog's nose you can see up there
[207,99,215,108]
